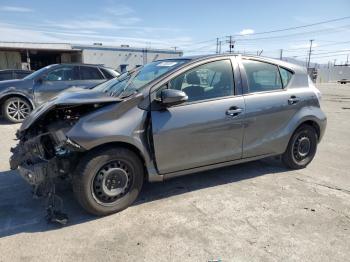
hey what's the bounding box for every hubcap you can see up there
[293,134,311,161]
[7,99,31,121]
[92,161,132,204]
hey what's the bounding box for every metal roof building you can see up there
[0,42,183,72]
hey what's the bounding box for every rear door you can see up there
[239,58,300,157]
[34,65,80,105]
[78,66,106,88]
[151,58,245,174]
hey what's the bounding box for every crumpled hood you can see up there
[20,88,122,131]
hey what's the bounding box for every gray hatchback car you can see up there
[0,63,119,123]
[10,54,326,221]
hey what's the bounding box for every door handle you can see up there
[226,106,243,116]
[288,95,300,105]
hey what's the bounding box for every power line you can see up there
[232,16,350,37]
[232,24,350,42]
[180,16,350,48]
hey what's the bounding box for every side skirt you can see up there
[147,153,278,182]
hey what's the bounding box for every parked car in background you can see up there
[10,55,326,220]
[0,69,33,81]
[0,64,119,122]
[338,78,349,84]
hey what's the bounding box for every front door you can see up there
[34,65,80,105]
[151,59,245,174]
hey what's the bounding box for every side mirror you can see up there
[161,89,188,106]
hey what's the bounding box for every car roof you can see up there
[50,63,112,69]
[0,69,33,73]
[160,54,306,74]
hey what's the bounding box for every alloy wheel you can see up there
[6,99,31,121]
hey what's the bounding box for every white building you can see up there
[0,42,183,72]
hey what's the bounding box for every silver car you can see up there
[0,64,119,123]
[10,54,326,222]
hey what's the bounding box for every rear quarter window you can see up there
[100,68,117,79]
[80,66,104,80]
[279,67,293,87]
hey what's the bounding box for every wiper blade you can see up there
[119,90,137,99]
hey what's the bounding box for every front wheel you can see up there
[282,125,318,169]
[2,97,32,123]
[73,147,144,216]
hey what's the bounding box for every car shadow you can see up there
[0,157,289,238]
[0,119,18,125]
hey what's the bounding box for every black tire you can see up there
[2,96,32,123]
[282,125,318,169]
[73,146,144,216]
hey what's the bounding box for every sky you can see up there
[0,0,350,64]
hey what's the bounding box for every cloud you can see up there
[239,29,254,35]
[0,22,192,49]
[119,17,142,25]
[52,20,117,30]
[103,5,141,25]
[0,6,33,12]
[104,6,134,16]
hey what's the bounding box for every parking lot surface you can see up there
[0,83,349,262]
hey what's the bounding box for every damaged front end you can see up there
[9,95,118,224]
[10,118,83,195]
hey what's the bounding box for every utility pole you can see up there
[216,38,219,54]
[218,41,222,54]
[226,36,235,53]
[280,49,283,60]
[346,54,349,65]
[307,39,314,69]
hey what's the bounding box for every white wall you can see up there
[0,51,21,69]
[82,49,182,71]
[317,66,350,83]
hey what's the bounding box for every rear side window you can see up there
[15,72,30,79]
[279,67,293,87]
[242,60,282,93]
[80,66,104,80]
[0,72,13,80]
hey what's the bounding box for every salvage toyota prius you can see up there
[10,55,327,220]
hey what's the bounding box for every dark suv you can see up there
[0,64,119,122]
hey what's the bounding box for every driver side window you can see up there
[45,66,79,81]
[168,60,234,102]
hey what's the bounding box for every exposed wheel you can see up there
[282,125,318,169]
[73,147,144,216]
[2,97,32,123]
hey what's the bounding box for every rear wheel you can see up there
[73,147,144,216]
[282,125,318,169]
[2,97,32,123]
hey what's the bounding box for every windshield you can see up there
[24,65,57,80]
[93,59,188,97]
